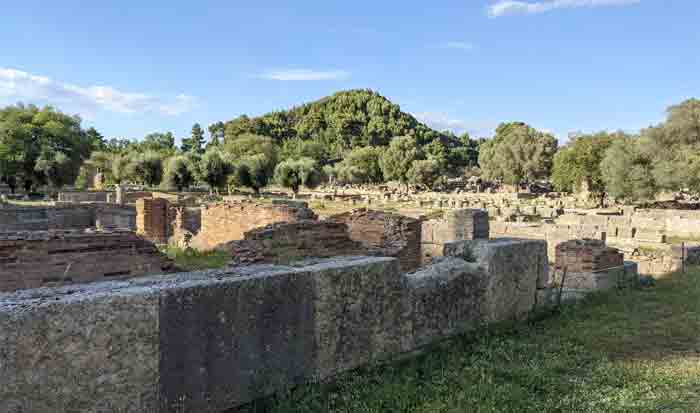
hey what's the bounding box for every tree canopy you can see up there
[0,104,94,192]
[478,122,557,185]
[222,89,446,156]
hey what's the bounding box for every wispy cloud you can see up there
[415,112,474,134]
[0,67,196,115]
[438,41,475,51]
[488,0,641,17]
[259,69,349,81]
[415,112,499,137]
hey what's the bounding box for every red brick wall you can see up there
[0,230,173,292]
[330,209,422,273]
[227,221,364,265]
[555,239,624,273]
[189,201,317,251]
[136,198,169,244]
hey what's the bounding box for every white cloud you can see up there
[488,0,641,17]
[259,69,349,81]
[439,41,474,51]
[415,112,471,132]
[0,67,196,115]
[415,112,500,137]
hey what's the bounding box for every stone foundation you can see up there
[0,230,173,292]
[554,239,624,273]
[330,208,422,272]
[189,201,317,251]
[421,209,489,263]
[226,220,365,265]
[0,238,548,412]
[0,204,136,232]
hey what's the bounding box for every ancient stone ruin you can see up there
[329,208,423,272]
[0,189,649,412]
[0,238,551,412]
[0,230,173,293]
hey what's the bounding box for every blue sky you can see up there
[1,0,698,143]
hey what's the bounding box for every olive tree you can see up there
[274,157,322,195]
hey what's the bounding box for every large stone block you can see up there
[0,283,160,412]
[443,238,548,322]
[407,257,483,347]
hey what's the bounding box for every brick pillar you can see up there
[136,198,169,244]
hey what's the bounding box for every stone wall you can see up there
[0,230,173,293]
[189,201,317,251]
[0,204,136,233]
[554,239,624,273]
[330,208,422,272]
[421,209,489,263]
[0,206,93,232]
[226,221,365,265]
[136,198,170,244]
[94,204,137,230]
[57,191,110,203]
[0,238,548,412]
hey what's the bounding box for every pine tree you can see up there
[182,123,206,154]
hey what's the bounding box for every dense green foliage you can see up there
[551,132,620,202]
[163,155,195,191]
[127,151,164,187]
[274,157,322,194]
[7,93,700,202]
[600,136,657,202]
[330,146,384,185]
[379,136,420,187]
[199,149,231,192]
[479,122,558,185]
[0,104,94,192]
[222,90,445,153]
[181,123,205,154]
[407,158,443,189]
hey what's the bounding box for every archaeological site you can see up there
[0,183,666,412]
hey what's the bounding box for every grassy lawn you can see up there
[239,269,700,413]
[163,246,231,271]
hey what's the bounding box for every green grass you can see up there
[237,269,700,413]
[163,246,231,271]
[667,235,700,245]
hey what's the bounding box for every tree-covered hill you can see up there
[220,89,450,156]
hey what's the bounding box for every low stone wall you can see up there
[421,209,489,263]
[490,221,607,263]
[0,230,173,292]
[0,239,548,412]
[554,239,624,273]
[226,220,365,265]
[0,204,136,232]
[189,201,317,251]
[537,262,639,309]
[57,191,111,203]
[94,204,137,229]
[330,208,422,272]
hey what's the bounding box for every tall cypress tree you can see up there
[182,123,205,154]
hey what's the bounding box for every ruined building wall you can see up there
[136,198,169,244]
[330,208,422,272]
[421,209,490,263]
[227,221,365,265]
[189,201,317,251]
[0,205,136,233]
[0,239,548,412]
[57,191,110,203]
[554,239,624,273]
[0,230,173,293]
